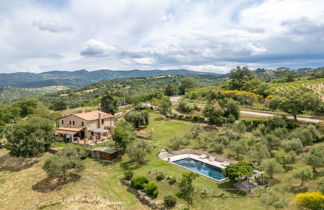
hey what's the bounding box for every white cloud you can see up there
[32,20,73,33]
[133,57,155,65]
[0,0,324,73]
[80,39,116,57]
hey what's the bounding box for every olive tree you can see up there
[292,167,313,187]
[112,121,135,152]
[261,159,284,179]
[268,87,321,121]
[304,145,324,172]
[127,140,152,164]
[43,147,85,183]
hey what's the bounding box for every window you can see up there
[69,121,71,125]
[102,119,104,124]
[73,121,75,125]
[61,120,64,125]
[81,122,84,126]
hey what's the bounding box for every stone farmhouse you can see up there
[55,110,115,145]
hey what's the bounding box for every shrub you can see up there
[171,113,178,119]
[178,115,184,120]
[145,182,159,198]
[130,176,149,190]
[294,192,324,210]
[192,115,200,122]
[123,171,134,181]
[170,136,187,150]
[164,195,177,208]
[42,147,85,182]
[222,162,253,182]
[156,173,165,181]
[168,177,177,185]
[210,142,224,153]
[241,119,266,130]
[267,116,287,130]
[317,178,324,194]
[282,138,303,153]
[286,121,300,129]
[261,191,287,208]
[184,115,192,120]
[177,101,192,113]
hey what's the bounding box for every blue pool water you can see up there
[172,158,226,181]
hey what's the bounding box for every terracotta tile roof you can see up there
[56,126,85,132]
[73,111,114,121]
[55,126,84,135]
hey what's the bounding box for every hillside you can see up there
[39,75,223,108]
[0,69,221,88]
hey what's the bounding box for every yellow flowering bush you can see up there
[294,192,324,210]
[220,90,262,105]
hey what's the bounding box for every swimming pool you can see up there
[172,158,226,181]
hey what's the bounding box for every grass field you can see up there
[0,113,323,209]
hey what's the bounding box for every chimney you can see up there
[98,110,102,129]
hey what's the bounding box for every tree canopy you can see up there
[222,161,253,182]
[101,91,118,114]
[112,121,135,152]
[6,115,55,157]
[124,110,149,128]
[268,87,322,120]
[228,66,255,90]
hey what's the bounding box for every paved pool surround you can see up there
[158,152,230,182]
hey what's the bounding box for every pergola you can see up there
[89,128,110,142]
[55,127,84,144]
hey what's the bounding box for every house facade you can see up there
[55,111,115,145]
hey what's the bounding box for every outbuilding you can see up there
[91,147,119,161]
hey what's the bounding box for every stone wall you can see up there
[120,180,164,210]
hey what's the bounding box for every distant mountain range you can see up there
[0,69,222,88]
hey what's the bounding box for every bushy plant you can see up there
[169,136,188,150]
[261,191,287,209]
[130,176,149,190]
[123,171,134,181]
[210,142,224,153]
[177,115,184,120]
[177,101,192,113]
[184,115,192,120]
[292,167,313,186]
[242,119,266,130]
[145,182,159,198]
[222,162,253,182]
[168,177,177,185]
[317,178,324,194]
[164,195,177,208]
[282,138,303,154]
[289,125,319,146]
[304,145,324,172]
[294,192,324,210]
[42,147,85,182]
[194,116,205,122]
[156,173,165,181]
[267,116,287,130]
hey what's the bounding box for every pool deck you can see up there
[158,150,231,169]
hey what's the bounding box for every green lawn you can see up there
[1,112,323,209]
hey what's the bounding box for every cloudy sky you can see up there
[0,0,324,74]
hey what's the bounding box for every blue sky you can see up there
[0,0,324,73]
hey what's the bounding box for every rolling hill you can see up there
[0,69,221,88]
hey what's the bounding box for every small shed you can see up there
[91,147,119,161]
